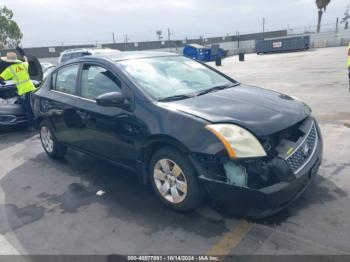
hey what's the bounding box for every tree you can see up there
[0,6,23,48]
[341,5,350,30]
[156,30,163,41]
[316,0,331,33]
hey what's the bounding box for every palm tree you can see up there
[341,5,350,30]
[316,0,331,33]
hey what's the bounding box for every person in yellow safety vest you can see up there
[0,48,37,131]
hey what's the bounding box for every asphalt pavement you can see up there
[0,47,349,257]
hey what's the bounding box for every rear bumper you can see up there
[196,123,323,219]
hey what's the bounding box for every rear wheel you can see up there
[149,147,204,211]
[39,120,67,159]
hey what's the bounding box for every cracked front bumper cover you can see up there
[196,125,323,219]
[0,104,27,126]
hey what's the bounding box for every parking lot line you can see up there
[206,220,254,256]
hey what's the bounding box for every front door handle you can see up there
[76,110,90,120]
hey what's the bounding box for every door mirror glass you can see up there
[96,92,124,107]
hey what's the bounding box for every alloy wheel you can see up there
[40,126,54,153]
[153,159,188,204]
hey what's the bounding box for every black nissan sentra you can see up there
[32,51,323,218]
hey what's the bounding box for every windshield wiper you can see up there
[158,94,195,102]
[195,83,239,97]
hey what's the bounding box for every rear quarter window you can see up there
[60,54,72,63]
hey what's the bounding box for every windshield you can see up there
[116,56,235,100]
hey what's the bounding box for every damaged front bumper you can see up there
[192,118,323,218]
[0,104,27,126]
[0,86,27,127]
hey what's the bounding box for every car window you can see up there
[60,54,72,63]
[71,52,87,59]
[53,64,79,95]
[81,64,121,100]
[164,64,212,86]
[116,56,234,100]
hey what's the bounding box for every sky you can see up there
[2,0,349,47]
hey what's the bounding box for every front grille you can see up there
[286,123,317,174]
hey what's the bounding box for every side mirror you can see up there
[96,92,125,107]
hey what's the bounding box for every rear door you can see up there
[48,63,83,143]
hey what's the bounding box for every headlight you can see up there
[206,124,266,158]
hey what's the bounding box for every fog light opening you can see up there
[223,161,248,187]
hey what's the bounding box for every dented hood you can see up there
[161,85,311,136]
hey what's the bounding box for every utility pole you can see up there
[112,32,116,44]
[167,28,172,50]
[167,28,171,42]
[124,34,129,51]
[336,17,339,33]
[262,17,265,40]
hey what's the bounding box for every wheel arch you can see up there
[137,135,192,185]
[36,116,44,124]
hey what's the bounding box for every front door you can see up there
[72,63,137,168]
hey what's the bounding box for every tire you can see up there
[149,147,204,211]
[39,120,67,159]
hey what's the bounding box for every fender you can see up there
[135,134,191,184]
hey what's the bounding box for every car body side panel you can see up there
[133,100,224,155]
[34,86,226,175]
[32,53,324,217]
[66,98,138,167]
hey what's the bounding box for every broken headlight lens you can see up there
[206,124,267,159]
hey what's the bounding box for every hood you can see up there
[160,85,311,136]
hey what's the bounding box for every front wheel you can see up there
[149,147,204,211]
[39,120,67,159]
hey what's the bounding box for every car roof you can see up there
[77,51,180,62]
[60,48,120,55]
